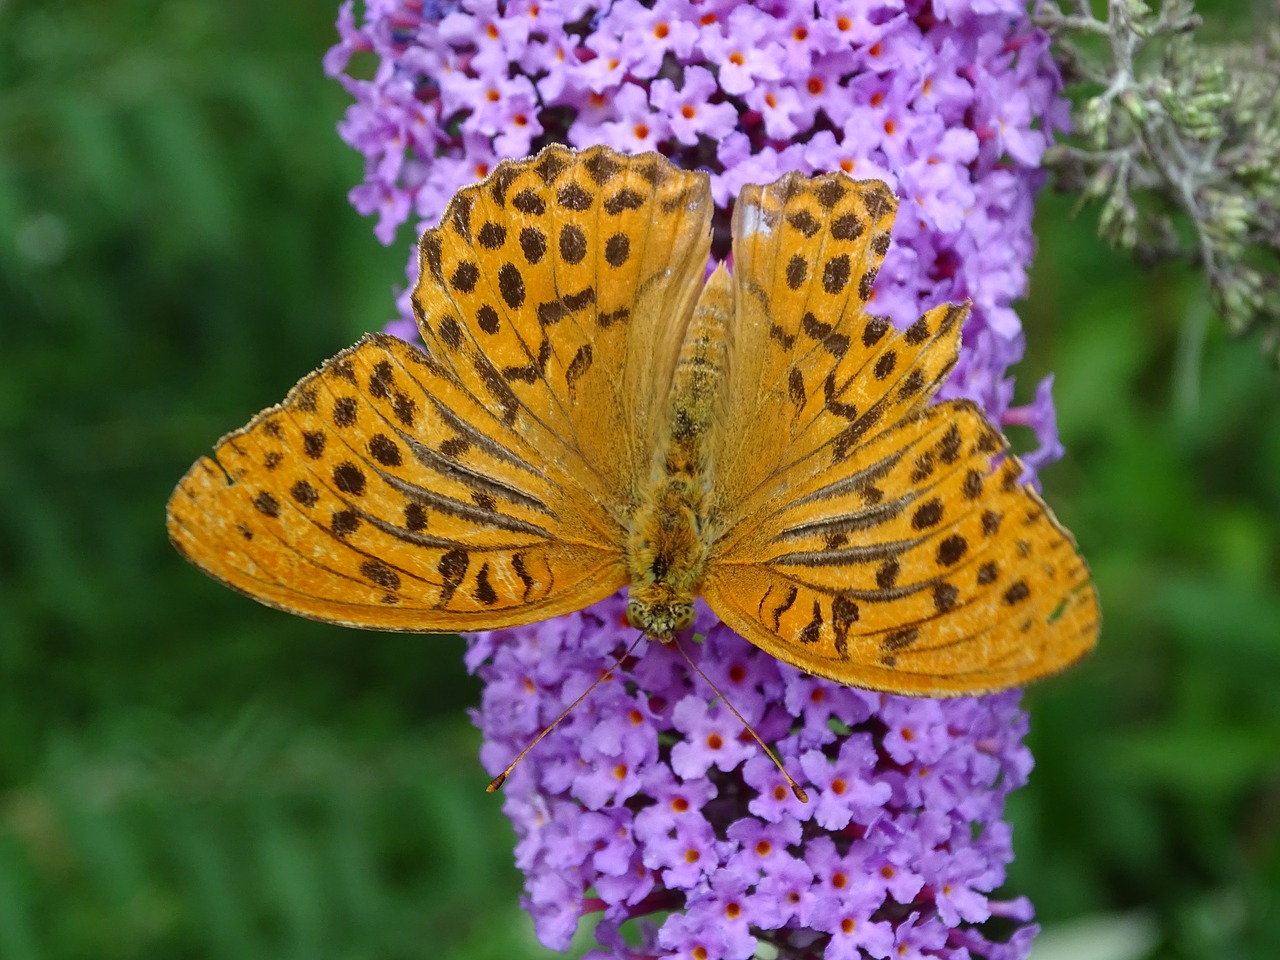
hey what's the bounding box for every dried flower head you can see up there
[1038,0,1280,362]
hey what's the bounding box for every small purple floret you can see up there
[469,595,1040,958]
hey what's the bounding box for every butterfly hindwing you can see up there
[704,398,1098,693]
[167,334,630,630]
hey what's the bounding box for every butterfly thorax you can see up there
[625,264,731,641]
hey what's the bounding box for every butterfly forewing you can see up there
[713,175,949,519]
[412,144,712,507]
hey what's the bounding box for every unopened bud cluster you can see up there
[1037,0,1280,360]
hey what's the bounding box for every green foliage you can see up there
[1,0,1278,957]
[1038,0,1280,363]
[1009,185,1280,958]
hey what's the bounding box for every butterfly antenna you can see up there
[487,629,649,793]
[672,636,809,803]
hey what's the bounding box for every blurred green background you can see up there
[2,1,1277,958]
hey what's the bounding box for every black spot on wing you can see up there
[474,563,498,605]
[361,559,401,591]
[519,226,547,264]
[882,626,919,652]
[512,190,545,215]
[604,188,645,214]
[291,480,318,507]
[438,549,469,604]
[252,491,279,517]
[786,255,806,290]
[763,585,798,632]
[498,263,525,309]
[797,601,823,644]
[557,182,593,211]
[831,593,859,658]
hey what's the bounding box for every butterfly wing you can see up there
[168,146,713,631]
[416,145,712,501]
[702,173,1098,693]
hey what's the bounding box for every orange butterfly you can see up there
[168,145,1097,695]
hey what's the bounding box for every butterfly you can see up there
[167,144,1098,695]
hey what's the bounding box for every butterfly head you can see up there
[626,598,695,643]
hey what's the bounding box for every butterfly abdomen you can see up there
[624,264,732,639]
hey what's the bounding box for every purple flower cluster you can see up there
[327,3,1073,957]
[325,0,1070,472]
[467,594,1039,959]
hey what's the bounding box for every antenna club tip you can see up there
[791,785,810,803]
[487,774,507,793]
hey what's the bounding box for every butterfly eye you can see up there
[625,600,644,630]
[674,604,695,631]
